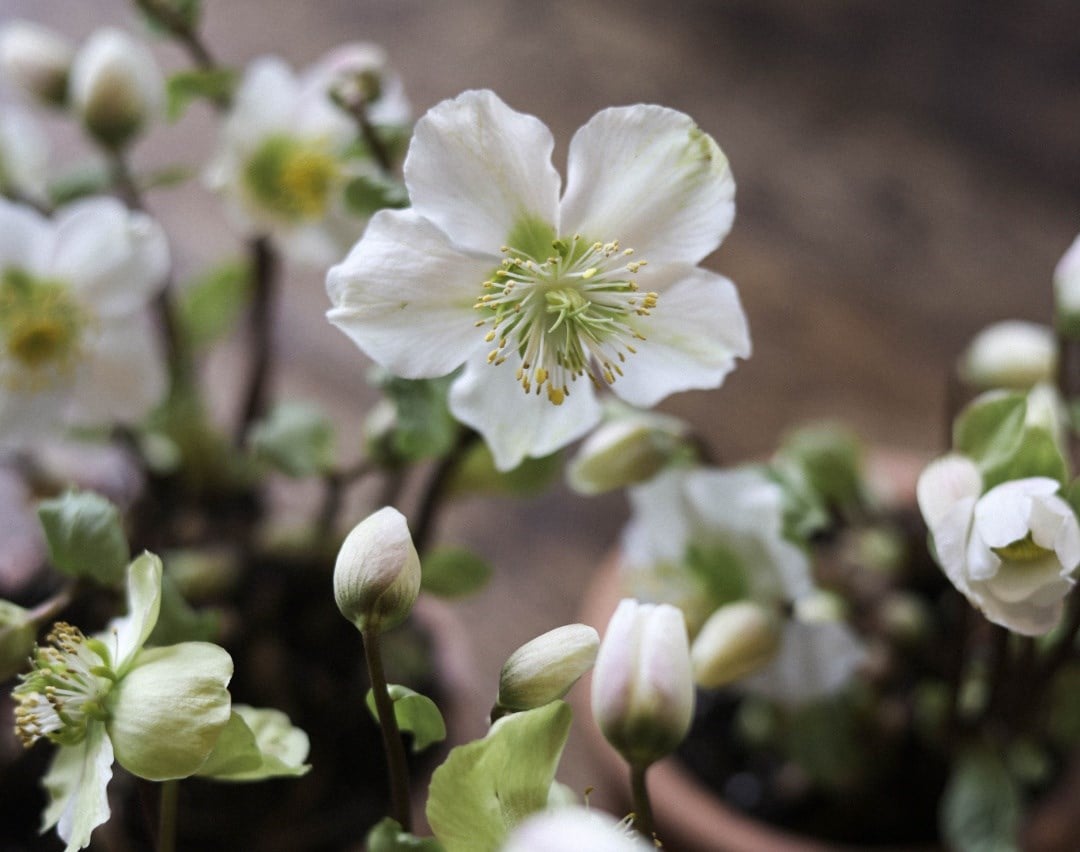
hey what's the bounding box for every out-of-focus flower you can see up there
[957,320,1056,392]
[13,554,233,851]
[333,506,421,635]
[69,29,165,150]
[690,600,781,689]
[0,20,74,106]
[918,454,1080,635]
[496,623,599,713]
[327,89,749,471]
[502,806,652,852]
[0,197,169,446]
[591,598,694,768]
[206,47,409,266]
[0,105,49,203]
[1055,234,1080,337]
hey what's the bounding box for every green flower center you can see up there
[0,268,86,389]
[685,542,750,608]
[474,219,655,406]
[13,623,116,748]
[992,533,1054,564]
[244,134,340,221]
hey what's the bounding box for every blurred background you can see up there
[7,0,1080,812]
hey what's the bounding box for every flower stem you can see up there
[412,429,476,556]
[362,627,412,831]
[132,0,222,81]
[629,761,655,841]
[157,779,179,852]
[235,235,279,446]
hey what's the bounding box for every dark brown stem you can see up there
[361,628,412,831]
[330,89,394,175]
[629,762,656,841]
[316,459,375,539]
[133,0,219,74]
[411,430,474,556]
[235,236,279,446]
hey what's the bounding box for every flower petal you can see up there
[108,642,233,780]
[971,583,1067,637]
[50,198,168,317]
[916,454,982,530]
[41,722,113,852]
[69,312,166,427]
[610,266,750,408]
[742,619,865,705]
[560,105,735,264]
[623,468,694,566]
[974,478,1060,549]
[404,90,560,253]
[326,208,492,377]
[0,384,69,447]
[448,354,600,471]
[111,552,163,671]
[0,197,53,273]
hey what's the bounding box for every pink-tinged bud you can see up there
[591,598,694,768]
[333,507,421,635]
[70,28,165,150]
[497,623,599,712]
[0,21,74,106]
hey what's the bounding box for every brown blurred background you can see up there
[8,0,1080,823]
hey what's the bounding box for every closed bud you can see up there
[0,21,74,106]
[0,599,37,681]
[691,601,781,689]
[496,623,599,713]
[958,321,1056,392]
[591,598,694,768]
[334,507,421,634]
[1055,234,1080,339]
[70,28,164,150]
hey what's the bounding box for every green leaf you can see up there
[776,422,865,513]
[940,747,1021,852]
[48,165,111,206]
[196,705,310,781]
[37,491,129,585]
[343,173,409,217]
[421,547,492,598]
[165,67,236,120]
[981,424,1067,489]
[366,818,445,852]
[426,701,572,852]
[365,685,446,753]
[140,0,202,32]
[177,259,252,348]
[379,375,459,462]
[248,402,336,478]
[448,442,562,497]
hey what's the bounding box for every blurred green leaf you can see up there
[166,67,236,120]
[420,547,492,598]
[940,747,1021,852]
[178,260,252,348]
[448,441,561,497]
[37,491,129,585]
[379,375,459,462]
[48,166,111,206]
[343,173,409,218]
[248,402,336,478]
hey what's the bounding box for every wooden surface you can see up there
[7,0,1080,840]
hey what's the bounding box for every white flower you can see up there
[957,320,1056,392]
[13,554,233,852]
[1055,234,1080,335]
[69,29,165,150]
[502,806,652,852]
[622,466,864,702]
[0,20,74,106]
[918,454,1080,635]
[0,197,168,445]
[206,48,409,266]
[327,90,750,471]
[0,104,49,202]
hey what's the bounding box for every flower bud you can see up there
[496,623,599,713]
[1055,234,1080,339]
[334,506,421,634]
[958,321,1056,392]
[591,598,694,768]
[70,28,165,150]
[567,408,688,496]
[0,21,74,106]
[690,601,781,689]
[0,599,37,681]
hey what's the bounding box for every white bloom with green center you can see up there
[326,90,750,471]
[12,553,233,852]
[206,48,410,266]
[918,454,1080,635]
[622,466,864,703]
[0,197,168,445]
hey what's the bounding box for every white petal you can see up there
[623,468,694,566]
[448,354,600,471]
[326,208,492,377]
[50,199,169,316]
[41,723,114,852]
[0,197,53,272]
[69,312,166,426]
[611,266,750,408]
[971,581,1067,637]
[742,619,865,705]
[404,90,560,253]
[0,107,49,201]
[966,527,1002,581]
[974,478,1059,548]
[226,57,301,148]
[916,454,982,530]
[986,555,1070,604]
[111,552,163,671]
[560,104,735,264]
[932,498,978,595]
[0,384,69,447]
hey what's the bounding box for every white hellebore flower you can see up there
[0,197,168,445]
[918,454,1080,635]
[502,806,652,852]
[327,90,750,471]
[13,554,233,852]
[0,105,49,202]
[206,47,410,266]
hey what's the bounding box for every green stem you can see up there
[362,628,412,831]
[629,762,655,842]
[157,779,179,852]
[132,0,222,78]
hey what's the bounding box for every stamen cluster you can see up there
[0,268,87,390]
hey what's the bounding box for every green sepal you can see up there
[447,441,561,497]
[775,422,866,515]
[177,259,252,349]
[366,818,445,851]
[343,173,409,217]
[248,402,336,478]
[940,745,1021,852]
[196,705,310,781]
[37,490,129,585]
[426,701,572,852]
[165,67,236,120]
[377,374,459,462]
[0,599,38,682]
[365,685,446,753]
[147,568,220,646]
[420,547,492,598]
